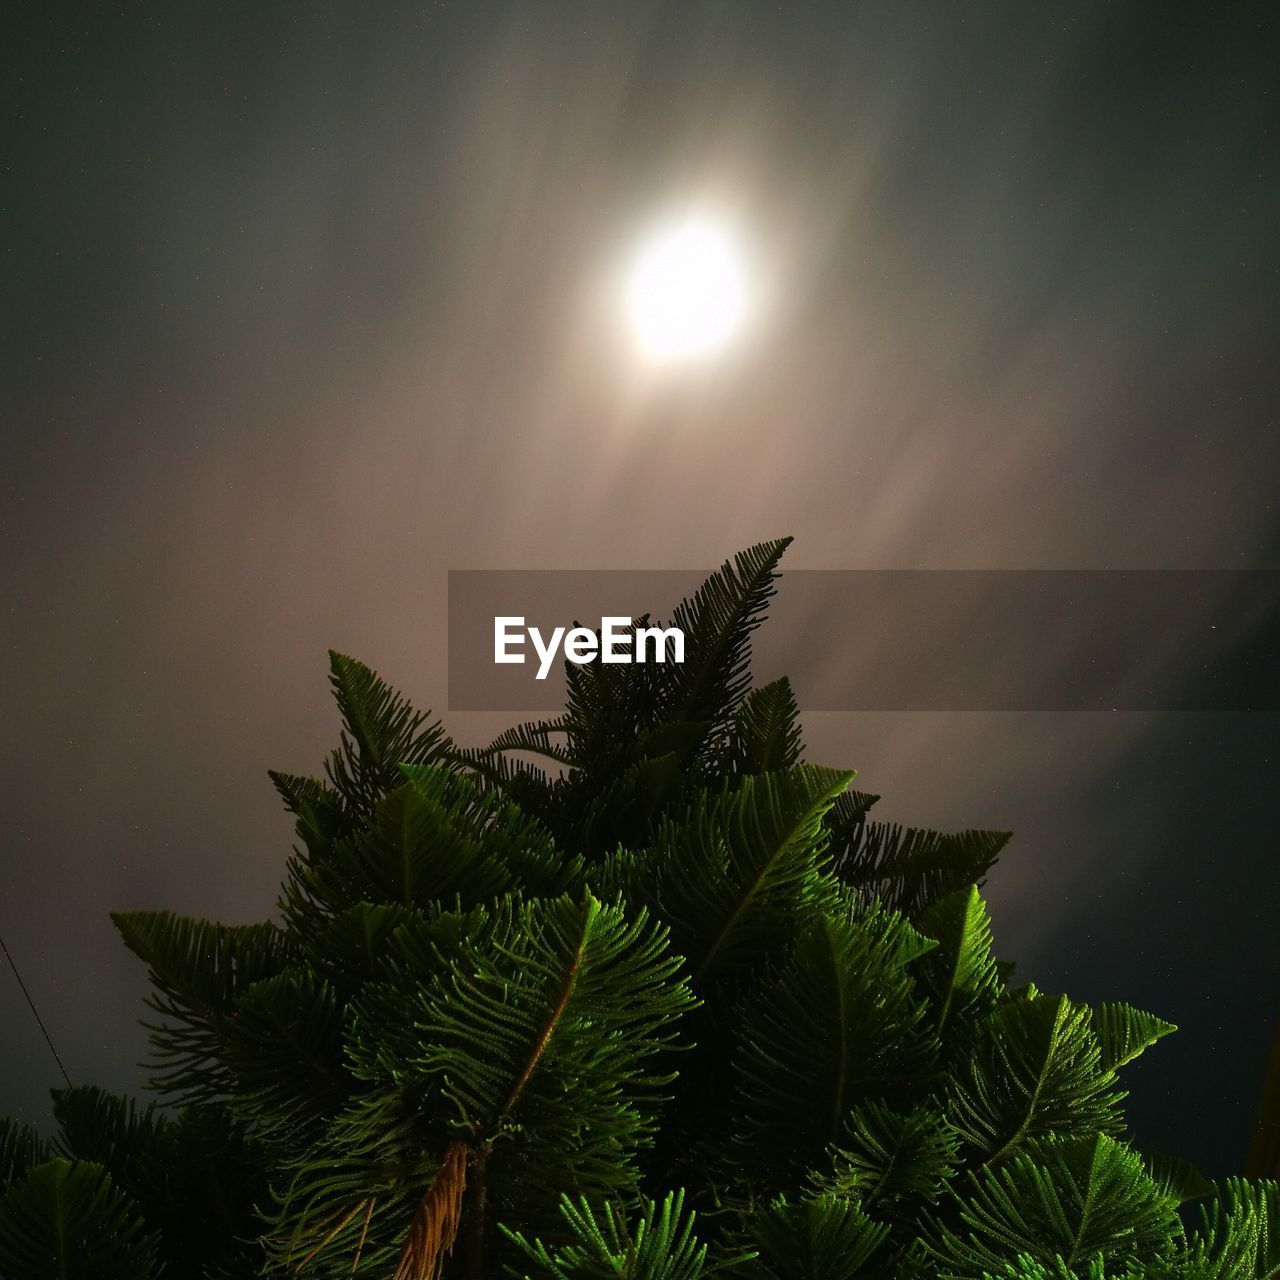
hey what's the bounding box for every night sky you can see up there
[3,2,1278,1178]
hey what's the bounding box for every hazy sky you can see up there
[3,2,1278,1176]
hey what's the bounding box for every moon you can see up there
[625,219,748,359]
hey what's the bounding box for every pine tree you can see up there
[1,538,1275,1278]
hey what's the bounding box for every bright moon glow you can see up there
[625,221,747,358]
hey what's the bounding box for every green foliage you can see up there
[814,1099,961,1217]
[503,1189,746,1280]
[828,821,1012,920]
[1092,1003,1177,1073]
[919,1134,1182,1276]
[735,1193,889,1279]
[47,1085,265,1277]
[0,1158,160,1279]
[606,764,853,988]
[947,994,1126,1164]
[726,678,804,775]
[1,539,1266,1279]
[1140,1149,1216,1207]
[0,1121,49,1189]
[730,906,940,1181]
[1189,1178,1280,1279]
[109,912,294,1104]
[323,650,453,816]
[918,886,1002,1040]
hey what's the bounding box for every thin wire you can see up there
[0,929,72,1089]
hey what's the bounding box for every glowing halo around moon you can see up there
[624,219,748,359]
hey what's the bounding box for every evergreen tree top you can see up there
[1,539,1273,1279]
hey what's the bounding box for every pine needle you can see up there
[393,1140,468,1280]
